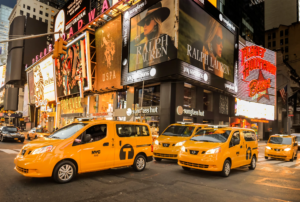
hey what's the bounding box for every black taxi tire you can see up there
[20,139,24,143]
[295,151,298,160]
[154,157,162,162]
[265,156,268,160]
[133,154,146,172]
[27,135,30,140]
[290,153,294,162]
[220,159,231,177]
[1,135,5,142]
[182,166,191,171]
[249,156,256,170]
[52,160,76,184]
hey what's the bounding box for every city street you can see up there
[0,140,300,202]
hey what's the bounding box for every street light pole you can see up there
[0,31,62,43]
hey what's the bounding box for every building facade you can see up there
[8,0,59,33]
[0,5,13,66]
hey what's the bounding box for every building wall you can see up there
[265,0,298,30]
[8,0,58,33]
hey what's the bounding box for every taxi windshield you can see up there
[36,129,43,133]
[162,126,195,137]
[191,130,231,143]
[269,137,292,145]
[49,123,87,139]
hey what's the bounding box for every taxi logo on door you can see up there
[120,144,134,160]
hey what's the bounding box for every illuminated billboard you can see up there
[235,98,274,120]
[237,41,276,106]
[0,65,6,88]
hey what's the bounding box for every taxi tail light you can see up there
[151,145,153,152]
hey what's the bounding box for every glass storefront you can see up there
[137,85,160,107]
[184,83,196,109]
[204,90,213,111]
[117,91,127,109]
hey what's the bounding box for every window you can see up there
[23,4,25,8]
[45,13,49,17]
[268,42,271,48]
[184,83,196,108]
[285,38,288,44]
[285,29,289,35]
[230,132,240,147]
[40,11,43,15]
[285,55,289,60]
[219,95,229,115]
[45,19,48,24]
[39,17,42,22]
[285,46,289,53]
[280,39,283,46]
[280,30,283,37]
[137,85,160,107]
[243,131,256,141]
[40,6,44,8]
[27,13,30,17]
[272,32,276,38]
[161,126,195,137]
[33,8,36,12]
[49,123,87,140]
[116,125,149,137]
[203,90,213,111]
[52,10,55,13]
[273,41,276,47]
[117,91,127,109]
[27,6,30,10]
[33,15,36,19]
[46,8,49,10]
[268,33,271,40]
[269,137,292,145]
[86,124,107,142]
[20,10,23,15]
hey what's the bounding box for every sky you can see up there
[0,0,17,9]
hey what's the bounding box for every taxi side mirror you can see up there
[83,134,92,143]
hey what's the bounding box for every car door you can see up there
[114,124,137,167]
[228,131,242,168]
[78,124,109,172]
[135,125,152,155]
[240,130,254,165]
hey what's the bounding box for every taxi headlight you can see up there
[32,145,53,155]
[2,133,10,137]
[284,148,291,151]
[175,141,186,147]
[266,146,271,150]
[181,146,186,152]
[37,134,43,138]
[154,140,159,145]
[206,147,221,154]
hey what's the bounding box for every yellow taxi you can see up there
[153,123,209,161]
[265,134,298,161]
[178,127,258,177]
[14,119,153,183]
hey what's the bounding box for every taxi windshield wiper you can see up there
[50,136,61,139]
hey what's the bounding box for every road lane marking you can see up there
[255,178,300,191]
[0,149,19,154]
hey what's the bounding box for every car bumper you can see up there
[265,149,293,160]
[153,146,181,159]
[14,155,53,177]
[178,152,223,172]
[3,136,24,141]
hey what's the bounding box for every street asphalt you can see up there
[0,140,300,202]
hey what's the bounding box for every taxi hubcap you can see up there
[58,164,73,181]
[136,157,145,170]
[225,163,230,176]
[252,158,256,168]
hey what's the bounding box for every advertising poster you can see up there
[0,88,5,106]
[95,15,122,90]
[129,0,177,72]
[237,41,276,106]
[0,65,6,88]
[28,71,35,104]
[33,57,55,102]
[55,36,88,97]
[178,0,235,82]
[23,84,29,117]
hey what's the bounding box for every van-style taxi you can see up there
[153,123,208,161]
[265,134,298,161]
[14,119,153,183]
[178,127,258,177]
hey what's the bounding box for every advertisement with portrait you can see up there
[23,84,29,117]
[28,70,35,104]
[129,0,177,72]
[0,65,6,88]
[178,0,235,82]
[237,40,276,106]
[33,56,55,103]
[95,15,122,90]
[55,32,91,98]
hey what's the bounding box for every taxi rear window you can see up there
[116,125,150,137]
[269,137,292,145]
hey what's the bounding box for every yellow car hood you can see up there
[184,140,224,150]
[158,135,191,144]
[22,138,63,150]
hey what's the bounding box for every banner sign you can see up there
[23,84,29,117]
[61,96,83,114]
[237,41,276,105]
[28,71,35,104]
[0,65,6,88]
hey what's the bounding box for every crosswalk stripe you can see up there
[0,149,19,154]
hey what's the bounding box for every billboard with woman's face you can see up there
[55,33,90,97]
[129,0,177,72]
[178,0,235,82]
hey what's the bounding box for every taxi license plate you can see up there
[14,138,18,140]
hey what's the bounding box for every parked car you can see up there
[26,128,51,140]
[0,126,25,142]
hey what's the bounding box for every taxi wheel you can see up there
[53,160,76,183]
[35,135,37,139]
[20,139,24,143]
[220,159,231,177]
[265,156,268,160]
[154,157,162,162]
[1,135,4,142]
[133,154,146,172]
[249,156,256,170]
[290,153,294,162]
[182,166,191,171]
[27,135,30,140]
[295,151,298,160]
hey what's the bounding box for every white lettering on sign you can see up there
[126,106,159,116]
[183,109,204,117]
[127,68,156,82]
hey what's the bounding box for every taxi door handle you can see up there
[236,152,239,155]
[103,142,109,146]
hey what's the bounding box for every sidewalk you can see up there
[258,141,266,147]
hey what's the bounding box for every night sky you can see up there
[0,0,17,9]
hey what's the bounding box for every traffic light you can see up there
[52,40,60,59]
[58,38,68,55]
